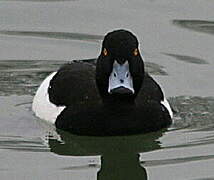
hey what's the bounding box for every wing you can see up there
[136,73,164,105]
[48,61,101,107]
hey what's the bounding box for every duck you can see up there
[32,29,173,136]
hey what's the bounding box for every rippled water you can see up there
[0,0,214,179]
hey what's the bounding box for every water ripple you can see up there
[169,96,214,130]
[0,30,103,42]
[0,0,76,1]
[142,154,214,167]
[162,52,208,65]
[173,19,214,35]
[0,60,167,96]
[0,135,49,152]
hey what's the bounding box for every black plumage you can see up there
[44,29,172,135]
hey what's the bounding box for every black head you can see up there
[96,29,145,103]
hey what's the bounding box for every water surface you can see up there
[0,0,214,179]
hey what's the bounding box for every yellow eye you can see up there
[133,48,138,56]
[103,48,108,56]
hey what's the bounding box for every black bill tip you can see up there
[110,86,133,95]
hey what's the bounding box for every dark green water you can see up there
[0,0,214,179]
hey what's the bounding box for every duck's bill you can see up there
[108,61,134,95]
[109,86,134,95]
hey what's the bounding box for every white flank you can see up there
[161,98,173,119]
[32,72,65,124]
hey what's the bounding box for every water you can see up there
[0,0,214,179]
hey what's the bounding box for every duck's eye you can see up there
[126,72,129,78]
[103,48,108,56]
[133,48,138,56]
[113,72,117,77]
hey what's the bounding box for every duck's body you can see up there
[32,30,173,135]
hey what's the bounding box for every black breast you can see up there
[55,101,171,136]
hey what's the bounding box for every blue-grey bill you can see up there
[108,61,134,94]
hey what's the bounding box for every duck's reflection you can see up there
[48,129,165,180]
[98,153,147,180]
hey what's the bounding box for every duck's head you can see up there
[96,30,145,103]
